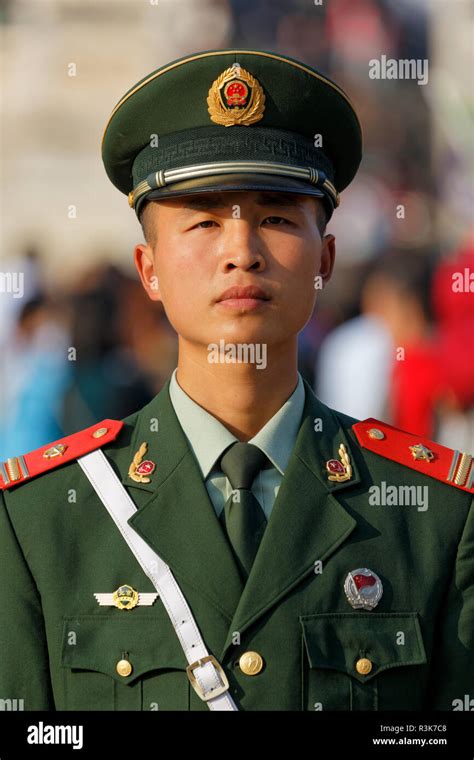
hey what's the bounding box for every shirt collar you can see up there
[250,374,305,474]
[168,369,305,479]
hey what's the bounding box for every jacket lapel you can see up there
[220,381,360,658]
[116,381,245,621]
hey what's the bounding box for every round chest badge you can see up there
[344,568,383,610]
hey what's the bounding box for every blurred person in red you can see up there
[376,253,442,438]
[362,245,474,443]
[316,252,439,433]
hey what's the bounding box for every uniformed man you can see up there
[0,49,473,712]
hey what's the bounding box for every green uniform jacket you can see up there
[1,379,473,711]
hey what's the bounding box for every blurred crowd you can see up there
[1,0,473,458]
[0,250,178,458]
[312,239,474,451]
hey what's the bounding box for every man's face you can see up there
[134,190,335,351]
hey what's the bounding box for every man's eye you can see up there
[194,220,217,229]
[263,216,290,225]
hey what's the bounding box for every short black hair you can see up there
[139,201,156,246]
[315,199,329,236]
[139,195,328,244]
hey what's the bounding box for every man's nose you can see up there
[218,223,266,272]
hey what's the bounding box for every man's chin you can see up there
[206,319,277,344]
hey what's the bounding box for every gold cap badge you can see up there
[207,63,265,127]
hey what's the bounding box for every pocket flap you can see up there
[61,612,188,685]
[300,612,427,683]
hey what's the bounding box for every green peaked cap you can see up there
[102,48,363,220]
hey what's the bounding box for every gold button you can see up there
[92,427,108,439]
[355,657,373,675]
[368,428,385,440]
[116,659,133,677]
[239,651,263,676]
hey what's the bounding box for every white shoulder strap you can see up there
[77,449,238,711]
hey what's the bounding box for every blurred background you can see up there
[1,0,473,459]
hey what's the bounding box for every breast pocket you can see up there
[61,612,190,710]
[300,612,427,711]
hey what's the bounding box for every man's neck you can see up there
[175,340,299,441]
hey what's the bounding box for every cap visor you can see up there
[140,172,325,208]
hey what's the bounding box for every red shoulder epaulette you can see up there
[352,418,473,495]
[0,419,123,491]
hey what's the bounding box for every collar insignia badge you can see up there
[326,443,352,482]
[128,442,156,483]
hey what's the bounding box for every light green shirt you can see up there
[168,369,305,519]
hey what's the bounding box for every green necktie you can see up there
[218,442,268,581]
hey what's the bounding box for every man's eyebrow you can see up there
[179,193,306,211]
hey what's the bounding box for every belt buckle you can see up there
[186,655,229,701]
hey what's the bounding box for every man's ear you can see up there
[318,233,336,286]
[134,243,162,302]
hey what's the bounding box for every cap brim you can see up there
[138,172,325,216]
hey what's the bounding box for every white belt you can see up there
[78,449,238,711]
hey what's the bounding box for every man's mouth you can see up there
[215,285,271,311]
